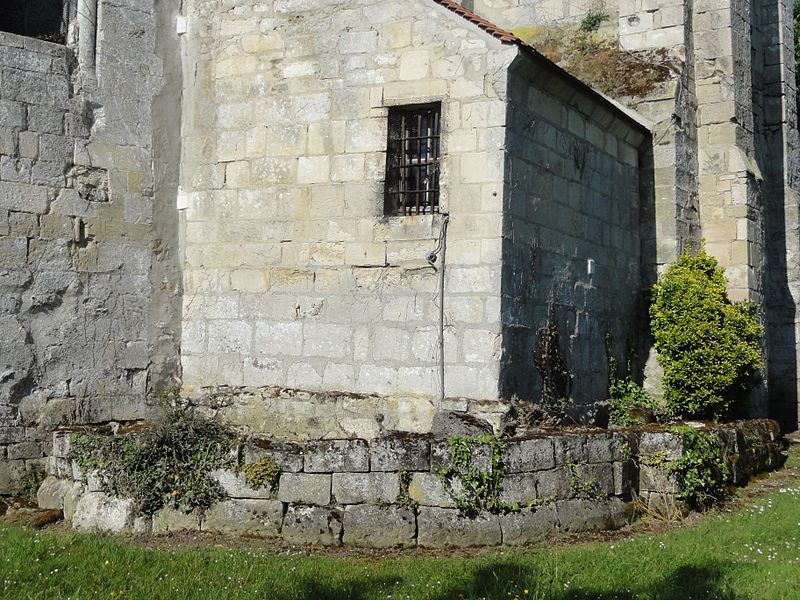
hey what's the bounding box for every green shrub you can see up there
[649,248,762,420]
[669,426,730,509]
[69,389,237,517]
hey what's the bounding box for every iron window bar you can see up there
[384,103,442,216]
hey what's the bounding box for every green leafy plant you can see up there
[649,247,763,420]
[68,389,237,517]
[579,10,609,33]
[669,426,730,509]
[605,334,658,426]
[567,463,600,499]
[437,434,518,516]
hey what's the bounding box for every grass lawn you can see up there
[2,450,799,600]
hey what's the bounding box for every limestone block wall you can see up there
[180,0,519,411]
[0,1,182,493]
[500,56,648,408]
[42,418,784,547]
[460,0,621,31]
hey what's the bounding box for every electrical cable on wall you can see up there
[427,213,450,405]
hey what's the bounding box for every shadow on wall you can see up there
[757,0,799,432]
[497,63,657,416]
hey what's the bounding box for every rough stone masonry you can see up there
[0,0,798,501]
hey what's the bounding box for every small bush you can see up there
[69,389,237,517]
[649,248,762,420]
[608,377,658,426]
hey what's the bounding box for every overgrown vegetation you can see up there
[68,389,237,517]
[533,305,573,421]
[514,25,672,98]
[649,247,763,420]
[605,334,658,426]
[566,463,600,500]
[436,435,520,516]
[668,426,730,510]
[395,470,418,511]
[579,10,609,33]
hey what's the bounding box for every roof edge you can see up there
[431,0,652,136]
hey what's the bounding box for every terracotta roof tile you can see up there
[431,0,524,45]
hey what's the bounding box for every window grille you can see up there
[384,103,441,216]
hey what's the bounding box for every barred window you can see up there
[384,103,441,216]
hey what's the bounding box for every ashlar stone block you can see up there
[202,499,283,537]
[499,505,559,545]
[282,504,342,546]
[417,507,502,548]
[332,472,400,504]
[304,439,369,473]
[504,437,556,473]
[342,505,416,548]
[369,435,430,471]
[277,473,331,505]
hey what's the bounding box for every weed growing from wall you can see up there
[14,467,45,502]
[437,435,518,516]
[605,333,658,426]
[68,389,237,517]
[668,426,730,509]
[567,463,600,499]
[579,10,609,33]
[650,248,763,420]
[534,305,573,420]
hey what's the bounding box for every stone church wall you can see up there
[0,1,183,494]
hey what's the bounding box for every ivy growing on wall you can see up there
[69,389,237,517]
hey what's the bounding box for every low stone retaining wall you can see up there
[35,419,784,548]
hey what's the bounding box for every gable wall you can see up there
[180,0,520,436]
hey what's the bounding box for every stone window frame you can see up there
[383,102,443,217]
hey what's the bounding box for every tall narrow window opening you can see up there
[384,103,442,216]
[0,1,67,44]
